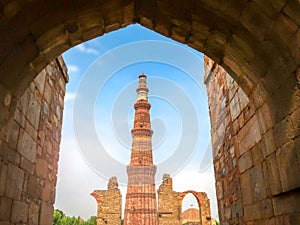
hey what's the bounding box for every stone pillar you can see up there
[91,177,122,225]
[0,57,68,225]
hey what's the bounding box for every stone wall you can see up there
[91,177,122,225]
[157,174,181,225]
[0,57,68,225]
[204,56,300,224]
[157,174,212,225]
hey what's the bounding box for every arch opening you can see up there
[0,1,299,225]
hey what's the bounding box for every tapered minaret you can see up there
[124,74,158,225]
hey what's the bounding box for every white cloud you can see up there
[75,43,99,55]
[64,92,76,102]
[68,65,79,73]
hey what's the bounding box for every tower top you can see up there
[136,73,149,101]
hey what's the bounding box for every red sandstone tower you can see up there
[124,74,158,225]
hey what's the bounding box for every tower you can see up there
[124,74,158,225]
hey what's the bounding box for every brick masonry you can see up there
[157,174,212,225]
[0,57,68,225]
[204,56,300,224]
[91,177,122,225]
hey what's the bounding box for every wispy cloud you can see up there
[64,92,76,102]
[68,65,79,73]
[75,43,100,55]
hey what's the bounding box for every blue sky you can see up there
[55,24,218,220]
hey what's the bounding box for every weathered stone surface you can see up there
[17,129,36,163]
[0,163,8,196]
[238,118,261,156]
[28,202,39,225]
[0,57,67,225]
[157,175,212,225]
[272,191,300,216]
[276,140,300,192]
[35,159,48,179]
[262,153,282,196]
[238,151,252,173]
[0,197,12,221]
[5,164,24,200]
[250,165,266,202]
[92,177,122,225]
[11,200,28,223]
[39,202,53,225]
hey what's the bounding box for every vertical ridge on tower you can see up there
[124,74,158,225]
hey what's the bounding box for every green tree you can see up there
[53,209,96,225]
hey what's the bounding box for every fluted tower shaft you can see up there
[124,74,158,225]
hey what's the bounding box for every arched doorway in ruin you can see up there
[178,190,211,225]
[0,1,299,225]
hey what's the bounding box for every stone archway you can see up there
[0,1,299,225]
[178,190,212,225]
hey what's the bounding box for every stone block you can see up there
[11,200,28,223]
[250,165,266,202]
[41,182,52,202]
[241,1,273,40]
[5,164,24,200]
[272,190,300,216]
[238,151,252,173]
[290,106,300,135]
[283,0,300,25]
[262,153,282,196]
[24,119,38,141]
[28,202,39,225]
[0,162,7,196]
[43,81,53,106]
[27,92,41,129]
[244,203,261,221]
[231,201,243,219]
[261,129,277,158]
[240,170,253,205]
[238,117,261,156]
[0,197,12,220]
[251,143,263,165]
[17,129,36,163]
[258,198,274,219]
[0,142,20,165]
[28,176,40,199]
[20,156,34,174]
[275,116,295,148]
[276,140,300,192]
[36,158,48,179]
[40,202,54,225]
[33,68,46,94]
[17,89,30,115]
[6,120,20,150]
[237,88,249,110]
[13,108,26,128]
[256,102,273,134]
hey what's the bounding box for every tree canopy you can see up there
[53,209,96,225]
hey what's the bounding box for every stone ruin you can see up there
[92,174,212,225]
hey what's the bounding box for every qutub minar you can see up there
[124,74,158,225]
[91,74,212,225]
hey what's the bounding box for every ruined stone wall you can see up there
[204,56,300,224]
[157,175,181,225]
[0,57,68,225]
[91,177,122,225]
[157,175,212,225]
